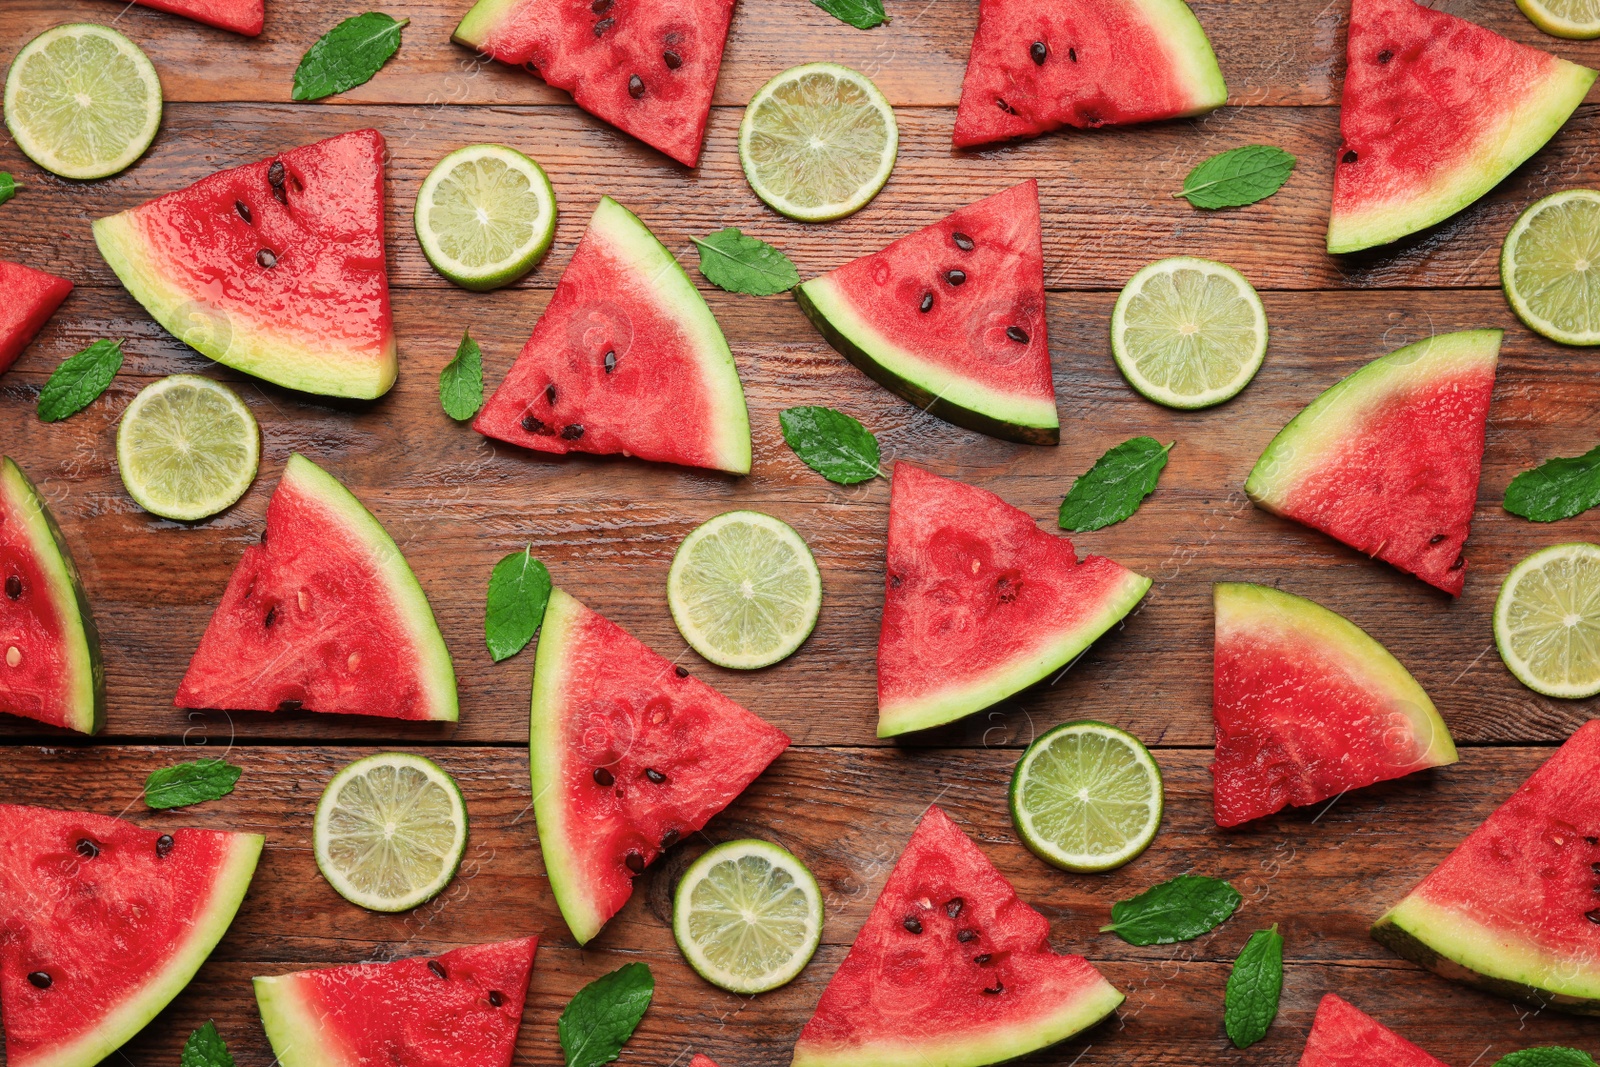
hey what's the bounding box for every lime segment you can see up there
[1010,720,1163,872]
[1501,189,1600,346]
[116,374,260,522]
[1494,542,1600,699]
[415,143,557,291]
[314,753,468,913]
[1516,0,1600,38]
[673,839,823,994]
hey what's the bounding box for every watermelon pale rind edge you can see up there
[254,972,347,1067]
[876,569,1151,738]
[0,457,105,735]
[794,278,1061,446]
[450,0,520,49]
[1131,0,1229,118]
[90,214,398,400]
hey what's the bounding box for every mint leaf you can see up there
[181,1021,235,1067]
[486,547,551,662]
[144,758,243,810]
[779,406,880,484]
[1058,437,1171,532]
[1177,145,1296,210]
[559,962,654,1067]
[812,0,887,28]
[292,13,407,101]
[440,331,484,421]
[1494,1050,1600,1067]
[1225,925,1283,1049]
[37,339,123,422]
[1100,874,1241,945]
[1505,444,1600,522]
[693,228,800,296]
[0,173,17,206]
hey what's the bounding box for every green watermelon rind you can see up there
[0,457,104,735]
[254,972,348,1067]
[1133,0,1229,116]
[451,0,520,48]
[795,277,1061,446]
[876,569,1151,738]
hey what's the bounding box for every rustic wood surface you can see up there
[1,0,1599,1064]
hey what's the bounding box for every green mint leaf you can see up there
[1225,925,1284,1049]
[0,173,17,206]
[181,1021,235,1067]
[692,228,800,296]
[144,758,243,810]
[811,0,887,28]
[1100,874,1241,945]
[779,406,881,484]
[1177,145,1296,210]
[1504,444,1600,522]
[440,331,484,421]
[486,547,552,662]
[37,339,123,422]
[559,962,654,1067]
[1058,437,1171,532]
[1494,1049,1600,1067]
[292,13,407,101]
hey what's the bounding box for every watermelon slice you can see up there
[0,262,73,376]
[0,457,104,734]
[453,0,734,167]
[1212,583,1457,828]
[793,806,1124,1067]
[1328,0,1596,253]
[1372,719,1600,1014]
[113,0,265,35]
[690,1057,721,1067]
[0,804,262,1067]
[475,196,751,474]
[530,587,789,944]
[952,0,1227,148]
[93,129,396,399]
[877,465,1149,737]
[175,454,457,721]
[1244,330,1500,596]
[795,182,1059,445]
[254,937,538,1067]
[1298,994,1449,1067]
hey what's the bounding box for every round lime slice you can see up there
[1516,0,1600,37]
[673,839,823,995]
[116,375,260,522]
[415,143,557,292]
[314,752,468,913]
[1009,720,1163,873]
[1111,256,1269,409]
[1501,189,1600,346]
[738,62,898,223]
[667,510,822,670]
[1494,542,1600,699]
[4,24,162,180]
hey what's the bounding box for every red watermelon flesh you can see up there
[690,1057,721,1067]
[453,0,734,166]
[114,0,264,35]
[793,806,1123,1067]
[1297,994,1449,1067]
[0,804,262,1067]
[0,262,72,376]
[953,0,1228,147]
[254,938,537,1067]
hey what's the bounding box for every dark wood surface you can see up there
[1,0,1598,1064]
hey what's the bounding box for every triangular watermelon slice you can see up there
[0,262,73,376]
[112,0,264,35]
[796,182,1059,445]
[93,129,395,399]
[1244,330,1500,596]
[254,937,538,1067]
[175,454,458,721]
[1299,994,1450,1067]
[1328,0,1596,253]
[0,457,104,734]
[530,587,789,944]
[877,465,1149,737]
[475,196,751,474]
[793,806,1124,1067]
[952,0,1227,148]
[1373,719,1600,1013]
[1212,583,1457,828]
[453,0,734,166]
[0,804,262,1067]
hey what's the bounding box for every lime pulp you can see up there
[1010,720,1164,872]
[414,143,557,291]
[116,375,260,522]
[1501,189,1600,346]
[1493,542,1600,699]
[673,839,823,994]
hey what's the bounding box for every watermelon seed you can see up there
[1029,41,1047,65]
[945,897,964,917]
[26,972,50,989]
[902,915,923,934]
[1451,556,1465,570]
[1586,836,1598,844]
[625,850,646,874]
[675,665,688,677]
[520,414,547,434]
[995,98,1015,115]
[593,767,615,787]
[75,839,99,858]
[256,249,278,269]
[591,0,611,11]
[4,646,18,668]
[945,270,967,286]
[428,960,447,979]
[1429,534,1445,544]
[488,990,504,1006]
[4,576,18,599]
[1588,909,1600,924]
[347,651,361,672]
[890,574,902,588]
[664,50,682,69]
[1342,150,1359,164]
[629,75,646,99]
[235,200,252,224]
[645,767,668,784]
[1378,50,1393,63]
[278,699,302,712]
[983,982,1004,995]
[1068,48,1077,62]
[561,424,586,440]
[545,383,557,405]
[1005,326,1029,344]
[953,232,974,251]
[974,954,992,965]
[268,160,287,204]
[957,928,977,943]
[156,834,174,858]
[594,16,614,35]
[604,350,618,373]
[919,292,933,313]
[264,606,277,628]
[1591,862,1600,875]
[661,828,680,848]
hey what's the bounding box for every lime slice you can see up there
[116,374,260,522]
[1501,189,1600,345]
[415,143,557,292]
[667,510,822,669]
[1111,256,1269,409]
[3,24,162,180]
[314,752,468,913]
[1516,0,1600,37]
[1493,542,1600,699]
[1009,720,1163,873]
[738,62,897,223]
[673,839,823,994]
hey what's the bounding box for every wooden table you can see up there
[5,0,1600,1063]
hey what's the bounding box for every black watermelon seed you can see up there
[661,828,680,849]
[919,292,933,313]
[156,834,174,858]
[983,982,1004,995]
[235,200,253,224]
[278,699,303,712]
[1030,41,1047,65]
[604,350,618,373]
[957,928,977,943]
[974,954,992,965]
[268,161,287,203]
[675,665,688,677]
[995,98,1015,115]
[545,383,557,405]
[561,424,585,440]
[903,916,923,934]
[76,839,99,859]
[593,767,615,787]
[5,575,20,599]
[520,414,546,434]
[428,960,447,979]
[1342,150,1359,164]
[1005,326,1029,344]
[625,850,646,874]
[594,17,614,34]
[645,767,667,784]
[889,574,902,588]
[1068,47,1077,62]
[1450,555,1465,571]
[945,269,967,286]
[1429,534,1445,544]
[264,605,277,628]
[1592,861,1600,875]
[628,75,645,98]
[1378,49,1393,63]
[952,232,974,251]
[664,50,682,69]
[256,249,278,269]
[27,972,50,989]
[591,0,611,11]
[488,990,504,1006]
[945,897,964,918]
[1587,836,1599,845]
[1588,908,1600,924]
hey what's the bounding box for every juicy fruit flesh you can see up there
[742,66,895,215]
[321,760,462,903]
[424,150,550,271]
[118,376,258,520]
[5,26,160,178]
[1504,192,1600,344]
[1498,545,1600,695]
[678,844,819,988]
[0,261,73,375]
[1116,259,1264,402]
[129,0,265,36]
[1014,724,1161,866]
[1299,994,1449,1067]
